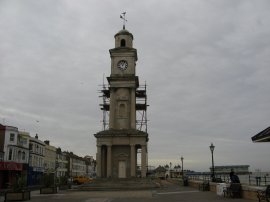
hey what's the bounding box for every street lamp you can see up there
[169,162,172,178]
[181,156,184,179]
[209,143,215,182]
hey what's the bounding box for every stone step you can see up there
[78,178,161,191]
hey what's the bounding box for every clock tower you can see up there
[94,27,148,178]
[108,29,137,130]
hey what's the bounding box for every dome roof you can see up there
[114,29,133,39]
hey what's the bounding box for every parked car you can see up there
[73,176,93,185]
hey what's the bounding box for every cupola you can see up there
[114,29,133,48]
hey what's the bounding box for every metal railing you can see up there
[186,173,229,182]
[186,173,270,186]
[248,175,270,186]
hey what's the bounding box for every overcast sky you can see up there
[0,0,269,172]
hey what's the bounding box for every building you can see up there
[163,165,183,179]
[155,166,167,179]
[17,131,30,165]
[56,148,68,178]
[28,134,45,186]
[43,140,57,176]
[210,165,250,175]
[64,152,86,177]
[84,155,96,178]
[0,123,96,186]
[252,126,270,142]
[0,124,30,188]
[17,131,30,181]
[170,165,182,178]
[94,25,149,178]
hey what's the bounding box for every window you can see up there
[0,152,4,161]
[29,156,32,166]
[29,143,33,151]
[20,137,27,145]
[9,133,15,142]
[18,151,21,161]
[121,39,126,47]
[22,151,26,160]
[39,158,42,167]
[34,156,37,166]
[8,149,12,160]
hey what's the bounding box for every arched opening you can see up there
[18,151,21,161]
[121,39,126,47]
[22,151,26,160]
[8,149,13,160]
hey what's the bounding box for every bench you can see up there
[0,189,12,197]
[199,181,209,191]
[223,183,242,198]
[257,185,270,202]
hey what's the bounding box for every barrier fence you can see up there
[186,173,270,186]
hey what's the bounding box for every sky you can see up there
[0,0,269,172]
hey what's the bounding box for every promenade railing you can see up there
[186,173,270,186]
[248,175,270,186]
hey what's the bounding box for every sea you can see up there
[239,172,270,186]
[188,171,270,186]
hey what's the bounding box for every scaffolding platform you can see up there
[99,83,148,132]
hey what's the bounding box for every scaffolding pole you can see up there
[99,80,148,133]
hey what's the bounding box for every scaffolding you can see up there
[99,81,148,132]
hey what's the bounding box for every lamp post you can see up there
[169,162,172,178]
[181,156,184,179]
[209,143,215,182]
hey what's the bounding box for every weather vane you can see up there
[120,12,127,30]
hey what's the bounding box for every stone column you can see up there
[107,145,112,177]
[130,89,136,129]
[97,145,102,177]
[130,144,136,177]
[109,89,115,129]
[141,145,147,177]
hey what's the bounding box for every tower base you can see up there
[94,129,148,178]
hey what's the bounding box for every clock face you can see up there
[117,60,128,71]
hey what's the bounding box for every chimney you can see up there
[44,140,50,145]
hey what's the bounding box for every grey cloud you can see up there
[0,0,269,171]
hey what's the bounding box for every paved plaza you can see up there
[1,181,254,202]
[26,190,252,202]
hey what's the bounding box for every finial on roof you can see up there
[120,12,127,30]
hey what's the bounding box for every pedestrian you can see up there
[230,171,240,183]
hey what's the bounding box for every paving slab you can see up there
[10,180,254,202]
[28,189,253,202]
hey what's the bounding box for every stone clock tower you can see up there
[94,27,148,179]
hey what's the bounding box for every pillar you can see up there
[130,89,136,129]
[130,144,136,177]
[107,145,112,177]
[97,145,102,177]
[141,145,147,177]
[109,89,115,129]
